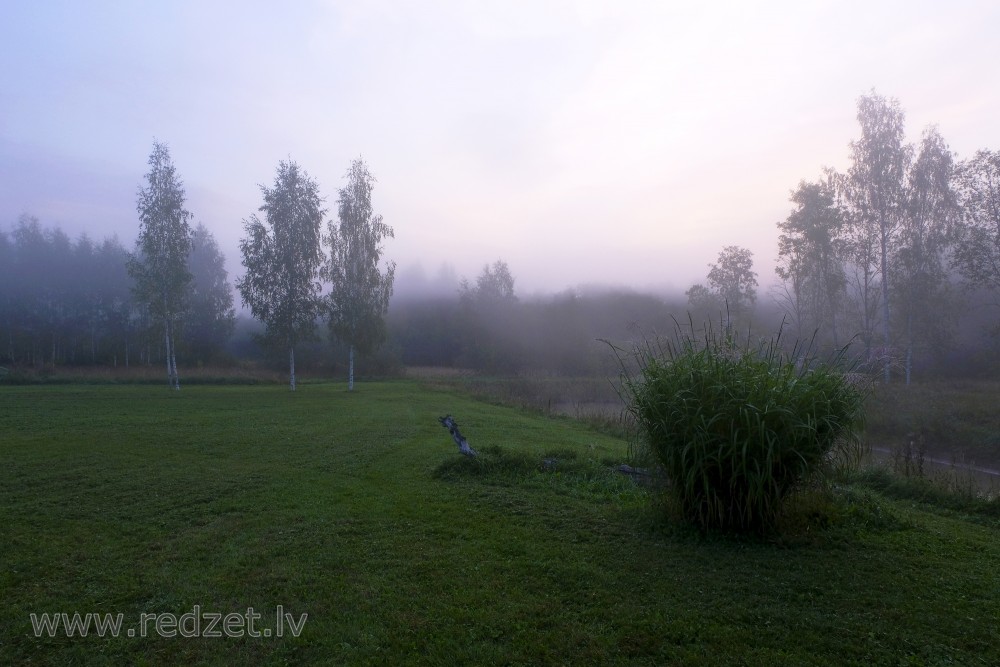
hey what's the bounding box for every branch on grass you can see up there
[439,415,478,457]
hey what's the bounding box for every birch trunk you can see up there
[167,318,180,390]
[880,229,892,384]
[171,337,180,390]
[904,313,913,385]
[348,345,354,391]
[289,346,296,391]
[164,325,172,388]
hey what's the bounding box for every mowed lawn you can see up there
[1,382,999,665]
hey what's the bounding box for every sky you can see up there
[3,0,999,299]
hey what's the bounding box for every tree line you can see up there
[4,91,1000,384]
[392,92,1000,380]
[676,90,1000,383]
[1,143,396,392]
[777,91,1000,383]
[424,92,999,380]
[127,143,396,391]
[0,214,233,370]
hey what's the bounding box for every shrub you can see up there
[618,322,867,532]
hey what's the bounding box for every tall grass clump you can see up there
[617,321,868,533]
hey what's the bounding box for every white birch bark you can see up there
[348,345,354,392]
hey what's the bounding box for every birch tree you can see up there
[324,159,395,391]
[845,91,911,382]
[128,141,193,389]
[895,126,957,383]
[237,160,325,391]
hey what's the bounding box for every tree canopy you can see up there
[845,91,911,381]
[953,150,1000,291]
[705,245,758,322]
[460,260,517,306]
[128,141,193,389]
[237,160,326,391]
[324,158,395,390]
[774,175,846,346]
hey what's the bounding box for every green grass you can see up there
[414,372,629,437]
[2,382,1000,665]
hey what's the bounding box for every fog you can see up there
[5,207,999,384]
[5,3,1000,414]
[3,2,1000,297]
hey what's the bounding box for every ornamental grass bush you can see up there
[619,322,868,533]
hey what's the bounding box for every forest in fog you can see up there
[2,91,1000,383]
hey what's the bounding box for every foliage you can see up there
[953,149,1000,291]
[894,126,959,382]
[459,259,517,306]
[237,160,326,390]
[684,282,722,314]
[619,323,867,532]
[324,158,395,390]
[707,246,758,315]
[688,246,757,322]
[128,141,193,389]
[774,174,846,346]
[844,91,912,382]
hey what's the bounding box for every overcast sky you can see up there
[3,1,999,298]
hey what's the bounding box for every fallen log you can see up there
[438,415,478,457]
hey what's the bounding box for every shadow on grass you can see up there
[625,481,918,550]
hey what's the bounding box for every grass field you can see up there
[2,381,1000,665]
